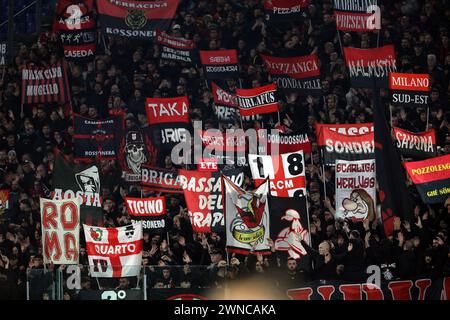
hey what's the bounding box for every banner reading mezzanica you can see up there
[260,54,321,95]
[335,159,376,221]
[334,0,379,32]
[21,60,71,105]
[389,73,430,107]
[97,0,179,39]
[236,83,279,117]
[393,127,436,159]
[199,50,239,80]
[156,29,197,64]
[263,0,309,23]
[344,45,397,88]
[404,154,450,204]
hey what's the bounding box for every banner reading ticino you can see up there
[404,154,450,204]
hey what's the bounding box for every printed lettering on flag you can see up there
[124,197,167,233]
[257,129,312,155]
[334,0,380,32]
[389,73,430,107]
[316,123,373,136]
[264,0,309,23]
[156,29,197,64]
[236,83,279,117]
[393,127,436,159]
[199,50,239,80]
[140,165,184,193]
[0,42,7,66]
[211,82,239,123]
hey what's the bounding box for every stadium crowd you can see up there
[0,0,450,299]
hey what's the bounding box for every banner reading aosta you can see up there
[40,198,80,264]
[124,196,167,233]
[84,222,143,277]
[335,159,376,221]
[249,151,306,197]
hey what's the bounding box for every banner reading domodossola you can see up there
[393,127,436,159]
[404,154,450,204]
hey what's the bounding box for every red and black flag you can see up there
[389,73,430,108]
[199,129,247,166]
[199,50,239,80]
[315,123,373,136]
[260,53,321,95]
[343,45,397,88]
[211,82,239,123]
[263,0,309,23]
[96,0,179,39]
[404,155,450,204]
[140,165,183,193]
[334,0,380,32]
[156,29,198,64]
[236,83,279,117]
[21,60,71,105]
[374,86,413,237]
[393,127,437,159]
[73,113,124,161]
[53,0,97,60]
[0,42,7,66]
[316,125,374,166]
[124,196,167,234]
[257,128,312,155]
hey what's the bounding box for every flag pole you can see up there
[321,164,327,201]
[426,106,429,131]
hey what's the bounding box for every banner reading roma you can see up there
[344,45,397,88]
[21,60,71,105]
[199,50,239,80]
[156,29,197,64]
[316,123,373,136]
[249,151,306,197]
[334,0,380,32]
[223,175,271,255]
[404,154,450,204]
[236,83,279,117]
[211,82,239,123]
[393,127,436,159]
[53,0,97,60]
[389,73,430,108]
[141,165,183,193]
[178,168,244,233]
[97,0,179,39]
[335,159,376,221]
[124,197,167,233]
[263,0,309,23]
[260,54,321,95]
[40,198,80,265]
[316,126,374,166]
[73,113,124,160]
[84,222,143,278]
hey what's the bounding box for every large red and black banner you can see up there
[124,196,167,233]
[257,129,312,155]
[260,54,321,95]
[316,125,374,166]
[199,50,239,80]
[21,60,71,105]
[156,29,198,64]
[344,45,397,88]
[53,0,97,60]
[404,154,450,204]
[73,113,124,161]
[287,277,450,300]
[96,0,179,39]
[334,0,380,32]
[263,0,309,23]
[178,168,244,233]
[211,82,239,123]
[199,129,247,166]
[236,83,279,117]
[316,123,373,136]
[393,127,436,159]
[389,73,430,108]
[140,166,183,193]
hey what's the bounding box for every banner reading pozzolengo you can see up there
[84,222,143,277]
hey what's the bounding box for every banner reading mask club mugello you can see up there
[84,222,143,277]
[73,113,124,160]
[263,0,309,23]
[53,0,97,60]
[211,82,238,123]
[21,60,71,105]
[316,126,374,166]
[118,129,158,183]
[335,160,376,221]
[236,83,279,117]
[404,154,450,204]
[344,45,397,88]
[257,129,311,155]
[179,168,244,233]
[97,0,179,39]
[389,73,430,107]
[223,175,271,255]
[249,151,306,197]
[52,151,103,225]
[140,165,183,193]
[199,50,239,80]
[40,198,80,264]
[124,197,167,233]
[260,54,321,95]
[334,0,380,32]
[156,29,197,64]
[316,123,374,136]
[393,127,436,159]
